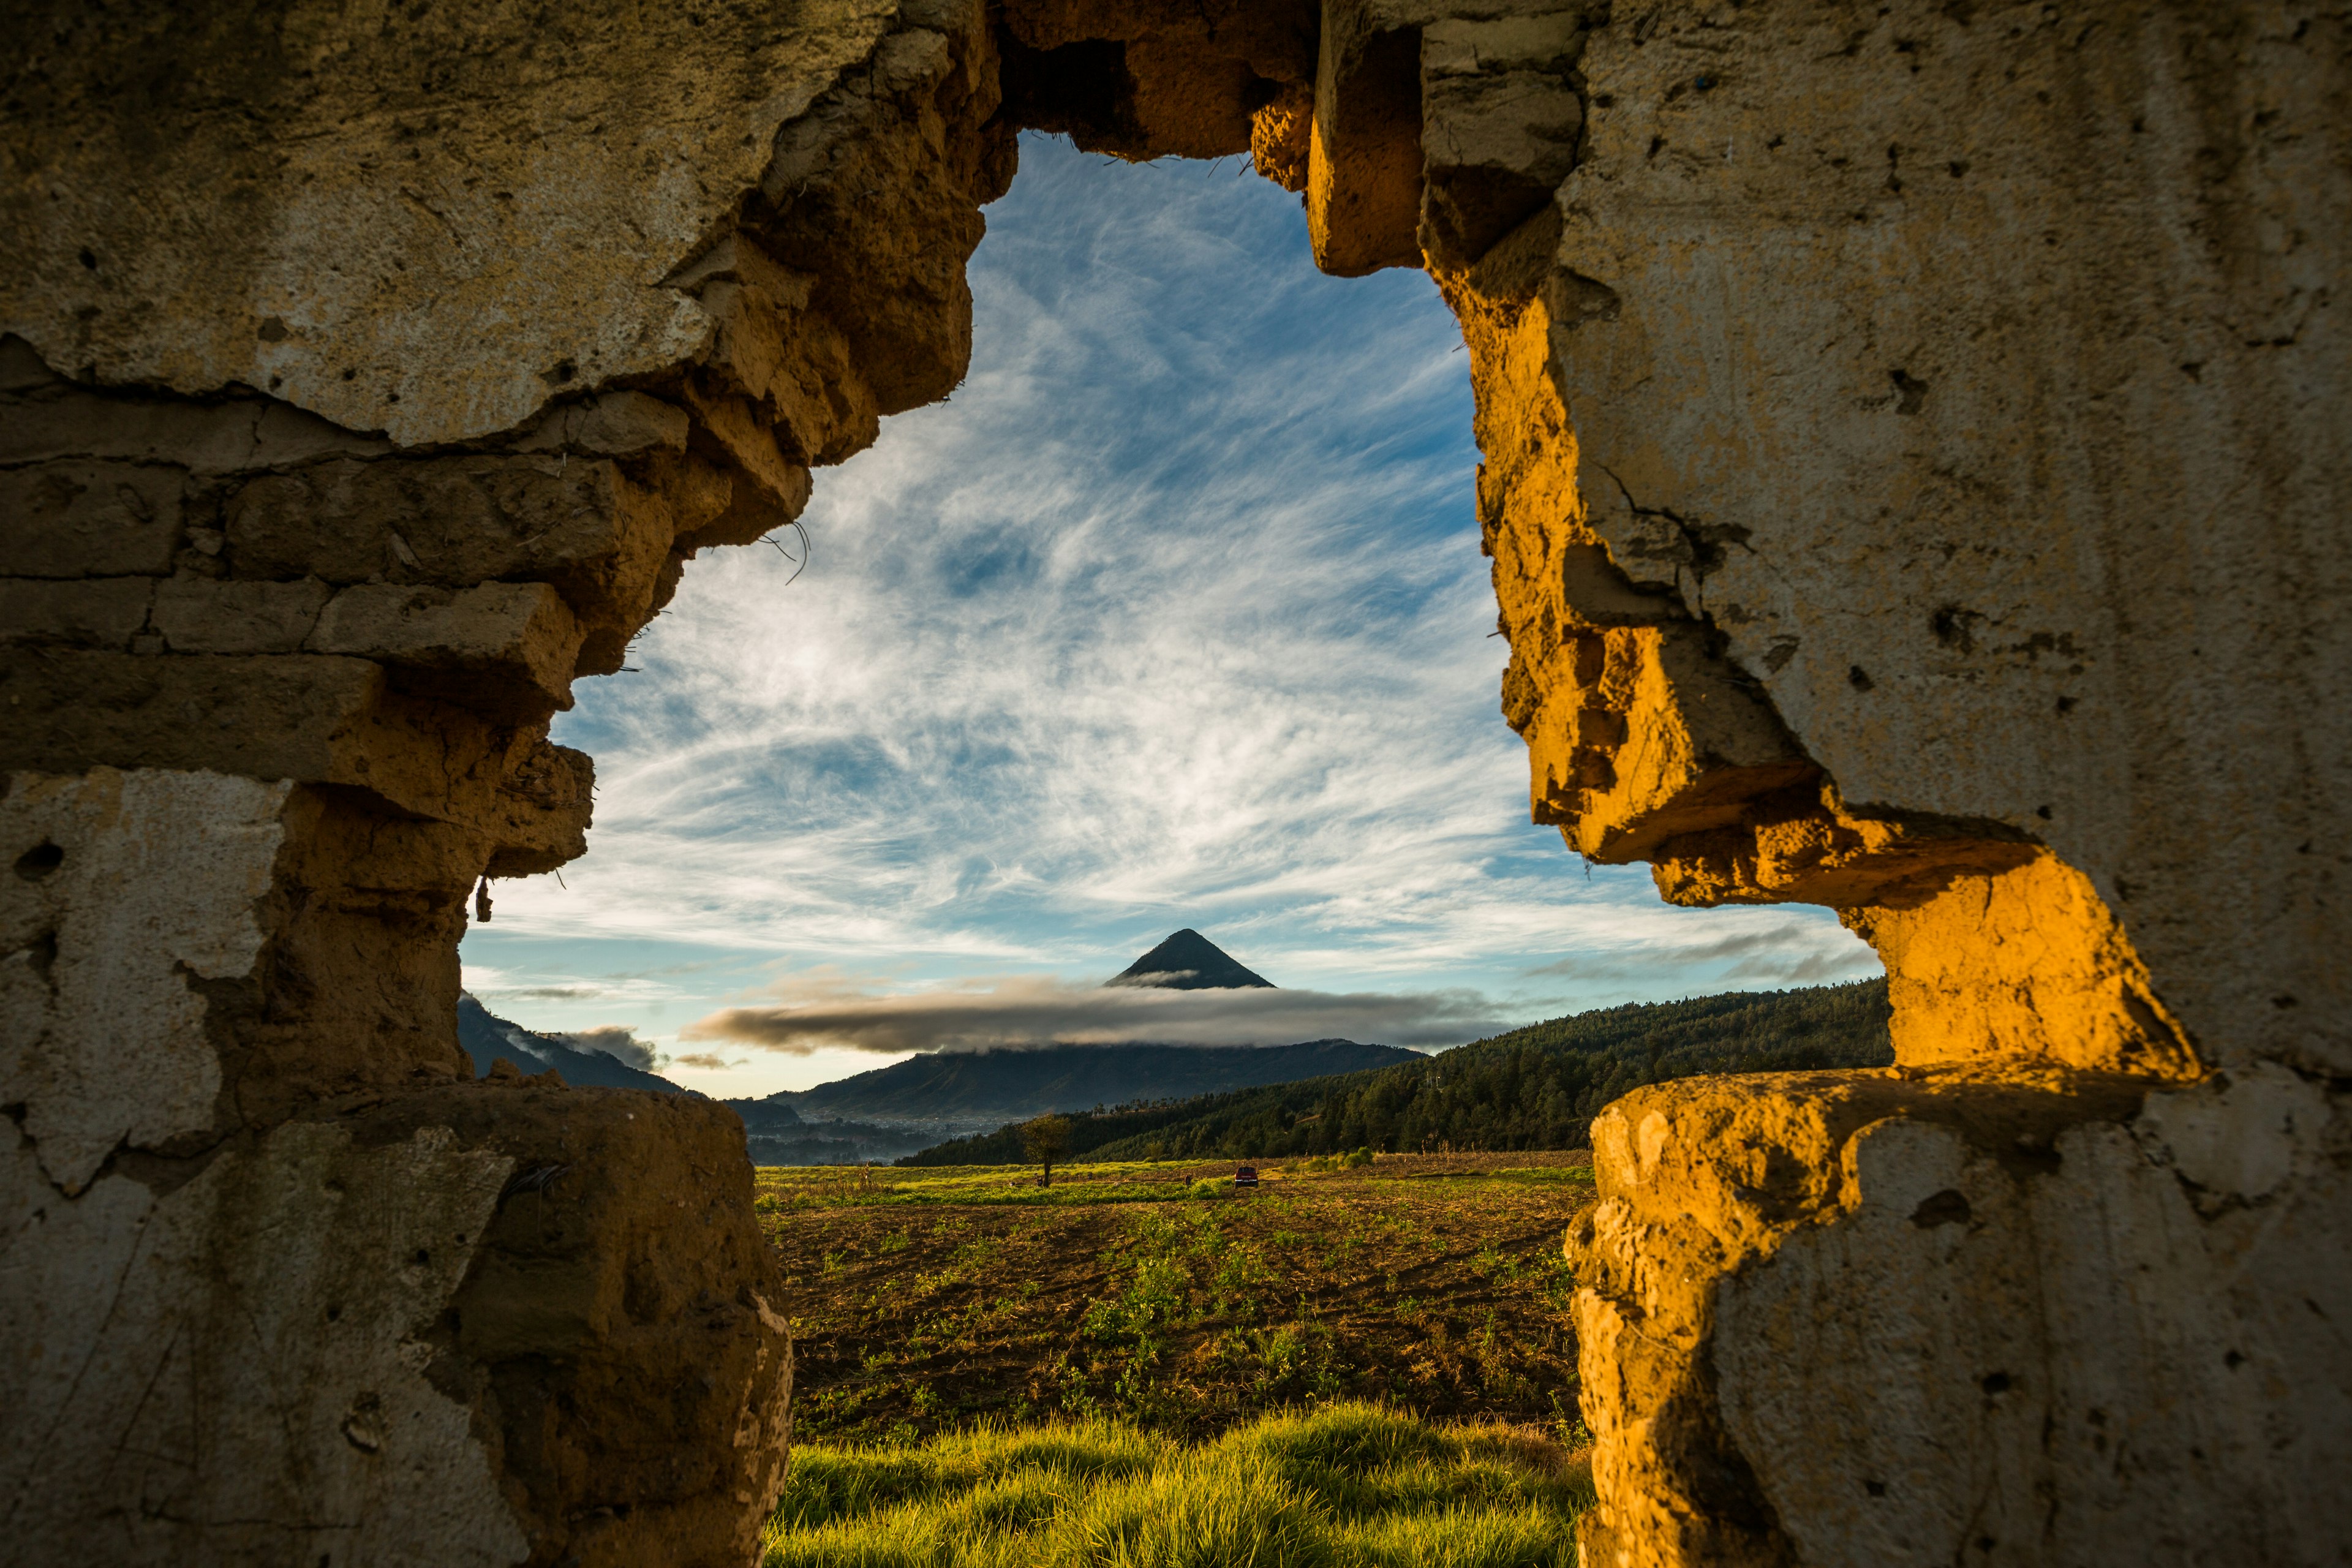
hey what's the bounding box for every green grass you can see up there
[765,1403,1591,1568]
[759,1163,1214,1214]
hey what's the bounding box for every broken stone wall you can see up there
[2,1,1011,1560]
[1415,2,2350,1561]
[2,0,2345,1562]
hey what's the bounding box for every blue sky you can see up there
[460,135,1877,1097]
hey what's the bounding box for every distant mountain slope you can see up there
[457,993,692,1095]
[726,927,1356,1164]
[783,1039,1420,1128]
[726,1092,805,1135]
[739,1118,941,1167]
[1111,929,1274,990]
[901,981,1892,1166]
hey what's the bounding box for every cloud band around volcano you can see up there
[682,974,1509,1056]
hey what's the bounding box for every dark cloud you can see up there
[554,1024,664,1072]
[683,974,1505,1057]
[671,1051,737,1072]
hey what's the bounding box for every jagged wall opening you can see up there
[2,2,2345,1565]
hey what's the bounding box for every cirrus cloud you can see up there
[459,134,1880,1099]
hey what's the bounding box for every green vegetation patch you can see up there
[765,1404,1592,1568]
[758,1162,1208,1214]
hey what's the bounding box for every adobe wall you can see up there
[1,1,2343,1564]
[1,1,1006,1560]
[1427,6,2350,1560]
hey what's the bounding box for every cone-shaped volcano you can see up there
[1110,929,1274,990]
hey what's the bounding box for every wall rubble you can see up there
[1,0,2345,1564]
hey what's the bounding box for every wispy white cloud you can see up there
[1518,918,1879,990]
[464,970,709,1008]
[462,135,1876,1093]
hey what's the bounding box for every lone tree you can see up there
[1020,1114,1073,1187]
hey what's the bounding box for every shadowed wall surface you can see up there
[1,2,2345,1564]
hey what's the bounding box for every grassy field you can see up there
[753,1152,1597,1446]
[764,1403,1594,1567]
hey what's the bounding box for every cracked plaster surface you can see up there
[1,769,292,1193]
[1545,0,2349,1071]
[1708,1075,2352,1565]
[0,0,903,446]
[0,1118,522,1565]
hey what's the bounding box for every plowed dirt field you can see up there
[755,1152,1597,1444]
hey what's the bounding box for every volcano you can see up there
[1110,929,1275,990]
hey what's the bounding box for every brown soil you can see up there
[756,1152,1596,1443]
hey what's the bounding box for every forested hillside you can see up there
[900,981,1891,1166]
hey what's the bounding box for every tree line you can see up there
[897,980,1892,1167]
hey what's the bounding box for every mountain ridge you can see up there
[460,930,1407,1164]
[756,1038,1420,1131]
[900,981,1893,1166]
[456,993,695,1095]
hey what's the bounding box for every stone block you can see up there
[309,581,583,716]
[0,654,513,836]
[0,459,184,576]
[483,740,595,878]
[224,456,672,630]
[0,649,385,784]
[1253,80,1316,191]
[678,386,816,521]
[153,576,333,654]
[1419,12,1584,270]
[1844,851,2201,1079]
[1519,622,1814,861]
[0,576,154,648]
[663,232,815,309]
[664,453,770,554]
[1309,0,1431,276]
[513,390,692,458]
[0,381,389,473]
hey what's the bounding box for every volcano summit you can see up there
[1110,929,1275,991]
